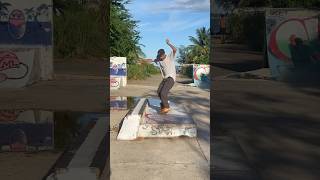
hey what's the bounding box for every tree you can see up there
[0,1,11,22]
[110,0,144,64]
[177,45,192,64]
[220,0,320,11]
[178,27,210,64]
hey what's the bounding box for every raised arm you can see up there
[166,38,177,57]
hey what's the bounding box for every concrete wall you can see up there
[110,57,127,90]
[0,0,53,88]
[193,64,210,88]
[0,110,54,152]
[266,9,320,79]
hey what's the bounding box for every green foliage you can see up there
[222,0,320,13]
[127,63,160,80]
[110,0,144,64]
[181,65,193,78]
[178,27,210,64]
[270,0,320,8]
[229,11,265,51]
[53,7,108,58]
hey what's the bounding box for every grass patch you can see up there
[128,63,160,80]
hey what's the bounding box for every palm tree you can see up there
[0,1,11,22]
[189,27,210,49]
[188,27,210,63]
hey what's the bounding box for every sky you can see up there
[126,0,210,60]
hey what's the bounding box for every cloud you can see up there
[142,12,209,32]
[142,0,210,14]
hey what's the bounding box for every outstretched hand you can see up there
[165,38,177,55]
[166,38,170,44]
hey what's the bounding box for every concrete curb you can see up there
[116,98,147,140]
[117,98,197,140]
[44,116,108,180]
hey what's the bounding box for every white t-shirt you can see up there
[159,51,176,81]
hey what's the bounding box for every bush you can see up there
[53,9,108,59]
[127,63,160,80]
[229,11,265,51]
[181,64,193,78]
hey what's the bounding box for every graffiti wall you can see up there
[266,9,320,79]
[0,49,37,88]
[110,57,127,90]
[110,96,128,110]
[0,0,52,45]
[193,64,210,88]
[0,0,53,88]
[0,110,54,152]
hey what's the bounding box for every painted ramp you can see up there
[117,98,197,140]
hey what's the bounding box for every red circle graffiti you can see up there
[110,78,119,88]
[268,17,316,62]
[0,51,20,71]
[193,66,208,80]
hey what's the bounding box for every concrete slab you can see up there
[212,136,260,179]
[138,98,197,138]
[117,98,146,140]
[117,97,197,140]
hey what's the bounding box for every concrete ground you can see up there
[212,44,320,180]
[0,59,108,180]
[0,59,107,111]
[110,74,210,180]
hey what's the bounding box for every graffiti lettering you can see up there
[150,125,172,136]
[0,51,29,83]
[110,57,127,89]
[266,9,320,78]
[145,113,175,124]
[268,17,319,62]
[0,110,21,122]
[110,77,120,88]
[0,52,20,70]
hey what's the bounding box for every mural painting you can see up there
[110,57,127,90]
[0,110,54,152]
[193,64,210,88]
[266,9,320,79]
[0,49,35,88]
[110,96,128,110]
[0,0,53,46]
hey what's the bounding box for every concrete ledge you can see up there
[45,116,108,180]
[137,99,197,138]
[117,98,197,140]
[117,98,147,140]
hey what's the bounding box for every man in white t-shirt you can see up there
[154,38,177,114]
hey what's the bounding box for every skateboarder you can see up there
[154,38,177,114]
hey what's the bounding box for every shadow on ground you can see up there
[212,79,320,180]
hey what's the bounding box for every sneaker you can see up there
[160,108,170,114]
